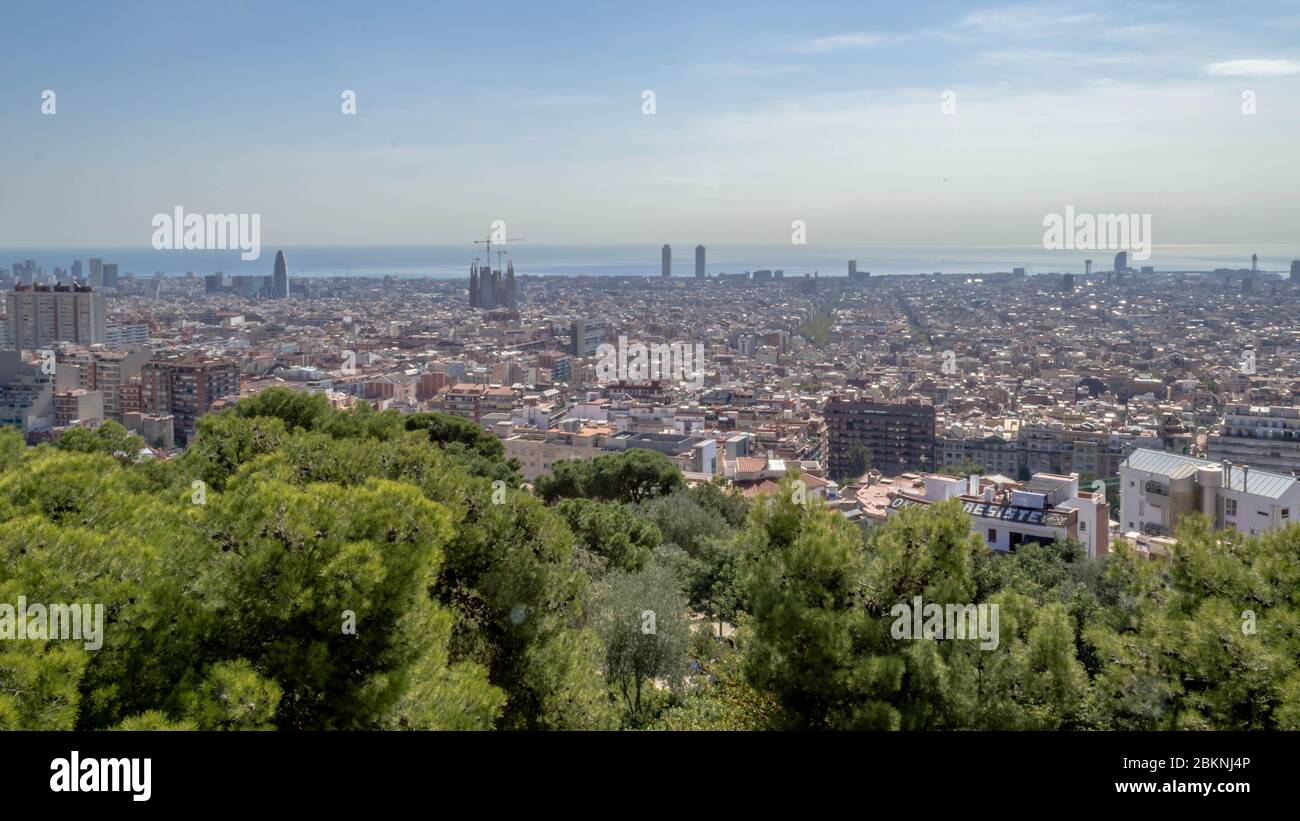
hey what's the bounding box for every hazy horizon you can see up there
[4,242,1295,279]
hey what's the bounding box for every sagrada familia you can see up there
[468,258,518,309]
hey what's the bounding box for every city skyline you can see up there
[4,1,1300,248]
[5,242,1299,283]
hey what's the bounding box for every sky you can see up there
[2,0,1299,249]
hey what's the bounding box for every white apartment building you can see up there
[4,287,106,349]
[1206,404,1300,477]
[886,471,1110,559]
[1119,448,1299,539]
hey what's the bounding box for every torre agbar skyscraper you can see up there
[273,250,289,298]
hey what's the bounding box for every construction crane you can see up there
[473,232,525,271]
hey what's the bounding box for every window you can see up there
[1225,499,1237,516]
[1283,508,1290,519]
[1080,521,1087,531]
[988,528,997,542]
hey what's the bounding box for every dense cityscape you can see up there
[6,248,1300,560]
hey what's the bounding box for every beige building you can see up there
[124,411,175,450]
[504,424,613,480]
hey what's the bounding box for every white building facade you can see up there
[1119,448,1299,539]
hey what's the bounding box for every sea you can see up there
[1,244,1296,280]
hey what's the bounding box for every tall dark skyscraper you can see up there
[1114,251,1128,274]
[695,245,706,279]
[273,250,289,298]
[1291,260,1300,284]
[661,244,671,278]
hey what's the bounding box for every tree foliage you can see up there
[4,388,1299,732]
[535,449,683,505]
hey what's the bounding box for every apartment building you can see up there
[824,397,935,478]
[54,388,104,428]
[570,318,606,358]
[939,432,1020,476]
[1119,448,1299,539]
[4,284,106,349]
[504,423,612,480]
[887,471,1110,558]
[941,422,1145,481]
[60,348,150,422]
[0,349,75,432]
[1206,404,1300,476]
[141,358,239,444]
[105,322,150,347]
[437,382,489,421]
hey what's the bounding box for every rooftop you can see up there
[1123,447,1297,499]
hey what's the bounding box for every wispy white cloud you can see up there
[698,61,811,78]
[956,4,1099,38]
[1205,59,1300,77]
[513,93,609,109]
[784,4,1100,55]
[784,31,894,54]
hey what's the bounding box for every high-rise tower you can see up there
[661,244,671,278]
[273,250,289,298]
[695,245,706,279]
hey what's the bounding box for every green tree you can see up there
[556,498,660,576]
[741,477,903,729]
[536,449,684,505]
[937,458,985,478]
[1085,515,1300,730]
[590,563,691,721]
[682,535,746,638]
[54,420,145,460]
[654,625,782,730]
[181,660,282,730]
[231,386,331,432]
[846,444,872,480]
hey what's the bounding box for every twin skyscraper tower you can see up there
[660,244,706,278]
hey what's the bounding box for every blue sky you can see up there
[3,0,1299,247]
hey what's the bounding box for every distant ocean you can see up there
[2,244,1296,280]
